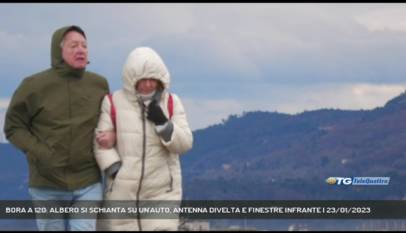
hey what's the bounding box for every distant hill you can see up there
[181,91,406,200]
[1,91,406,202]
[0,143,30,200]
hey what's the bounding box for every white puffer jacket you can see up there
[94,47,193,231]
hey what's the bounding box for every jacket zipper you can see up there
[66,77,72,189]
[136,102,147,231]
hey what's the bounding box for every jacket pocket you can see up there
[165,163,174,193]
[36,152,57,174]
[32,142,55,167]
[166,175,173,193]
[33,138,68,184]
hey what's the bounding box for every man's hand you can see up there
[96,130,116,149]
[147,100,168,125]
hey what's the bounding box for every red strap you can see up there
[168,94,173,119]
[107,94,116,131]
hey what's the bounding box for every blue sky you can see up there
[2,3,406,141]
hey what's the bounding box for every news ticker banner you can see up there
[1,200,406,219]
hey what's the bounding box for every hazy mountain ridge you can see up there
[1,92,406,201]
[181,92,406,200]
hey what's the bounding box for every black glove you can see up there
[147,99,168,125]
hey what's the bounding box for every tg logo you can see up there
[325,177,352,185]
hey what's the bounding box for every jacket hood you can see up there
[122,47,170,98]
[51,25,87,75]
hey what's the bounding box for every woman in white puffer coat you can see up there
[94,47,193,231]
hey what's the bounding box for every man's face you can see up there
[61,31,88,69]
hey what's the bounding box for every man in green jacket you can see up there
[4,25,109,231]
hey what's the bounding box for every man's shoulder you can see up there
[21,68,54,85]
[84,71,107,82]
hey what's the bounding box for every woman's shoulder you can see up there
[110,89,126,99]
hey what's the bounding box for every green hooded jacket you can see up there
[4,25,109,190]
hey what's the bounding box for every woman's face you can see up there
[135,78,159,95]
